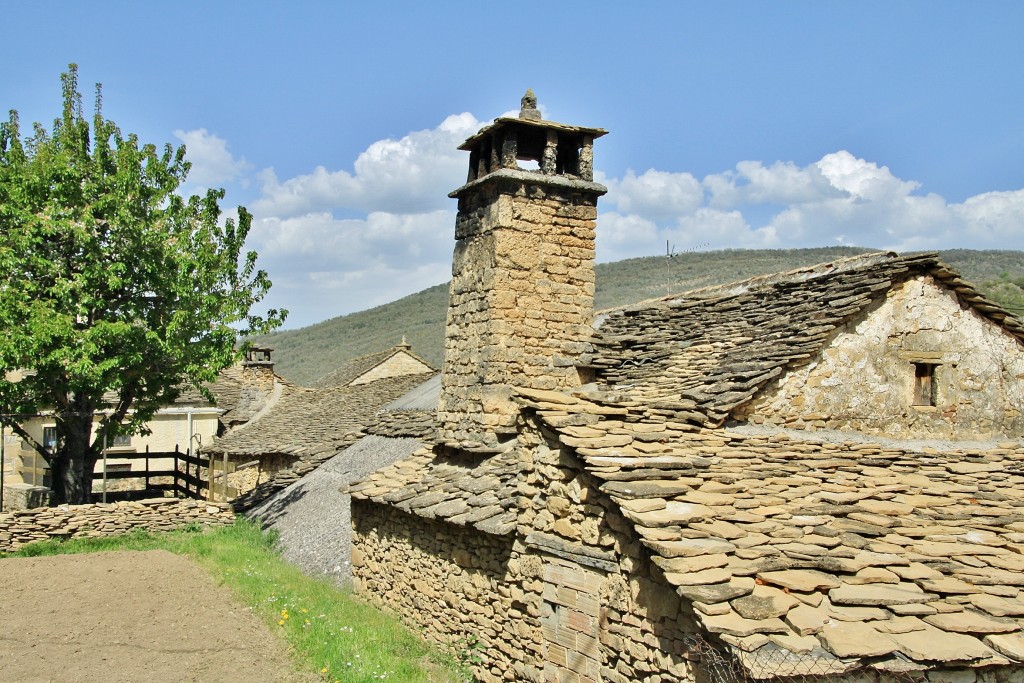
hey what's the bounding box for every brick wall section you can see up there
[438,180,598,449]
[541,560,603,682]
[0,498,234,552]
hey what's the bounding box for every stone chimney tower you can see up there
[438,92,607,451]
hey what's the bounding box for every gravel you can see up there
[246,435,423,585]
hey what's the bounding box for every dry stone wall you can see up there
[518,417,700,683]
[354,410,1024,682]
[739,277,1024,439]
[352,413,702,682]
[351,500,537,681]
[0,498,234,551]
[439,180,598,449]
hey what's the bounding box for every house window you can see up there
[912,362,938,407]
[110,434,132,447]
[43,426,58,451]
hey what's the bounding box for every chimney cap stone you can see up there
[520,89,541,121]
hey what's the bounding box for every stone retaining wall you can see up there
[351,500,533,681]
[0,498,235,552]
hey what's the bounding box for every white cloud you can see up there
[252,113,481,218]
[247,209,454,326]
[816,151,920,201]
[671,208,775,249]
[704,159,839,207]
[595,212,660,261]
[251,210,453,275]
[598,149,1024,263]
[604,169,703,221]
[203,106,1024,329]
[954,189,1024,244]
[173,128,251,189]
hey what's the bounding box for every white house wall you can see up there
[6,410,220,482]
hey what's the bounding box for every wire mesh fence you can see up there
[687,635,929,683]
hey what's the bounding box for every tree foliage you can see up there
[982,272,1024,316]
[0,65,285,503]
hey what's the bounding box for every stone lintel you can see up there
[525,531,617,573]
[458,116,607,152]
[450,168,607,201]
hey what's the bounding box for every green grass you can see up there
[3,520,469,683]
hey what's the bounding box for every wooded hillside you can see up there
[256,247,1024,385]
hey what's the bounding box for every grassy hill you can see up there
[257,247,1024,385]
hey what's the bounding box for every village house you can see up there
[0,345,284,508]
[312,338,434,388]
[212,342,437,508]
[347,93,1024,682]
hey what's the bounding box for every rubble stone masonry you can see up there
[0,497,234,551]
[438,178,600,449]
[352,412,700,683]
[739,277,1024,439]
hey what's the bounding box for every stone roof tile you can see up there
[591,252,1024,427]
[515,386,1024,672]
[208,372,434,457]
[350,446,520,537]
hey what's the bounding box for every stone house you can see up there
[210,342,436,506]
[348,94,1024,682]
[312,339,434,388]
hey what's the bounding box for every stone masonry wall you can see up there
[350,354,432,386]
[438,180,598,449]
[350,500,537,682]
[738,276,1024,439]
[0,498,234,552]
[353,428,1024,681]
[518,416,701,682]
[352,412,703,682]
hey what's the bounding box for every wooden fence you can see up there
[89,446,237,503]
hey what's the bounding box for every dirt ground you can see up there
[0,550,318,683]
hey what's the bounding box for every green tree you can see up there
[981,273,1024,317]
[0,65,285,504]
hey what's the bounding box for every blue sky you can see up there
[3,2,1023,329]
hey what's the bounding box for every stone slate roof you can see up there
[590,251,1024,428]
[363,374,441,440]
[347,251,1024,677]
[232,436,359,513]
[98,364,276,423]
[346,375,516,532]
[206,365,279,427]
[312,345,435,388]
[207,372,433,458]
[514,385,1024,676]
[349,447,519,536]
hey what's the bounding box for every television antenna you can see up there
[665,240,708,295]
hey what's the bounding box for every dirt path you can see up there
[0,550,318,683]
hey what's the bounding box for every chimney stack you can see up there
[438,92,607,451]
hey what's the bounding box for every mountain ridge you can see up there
[256,247,1024,385]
